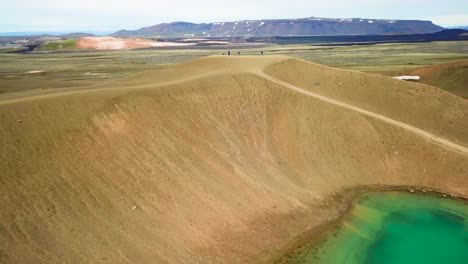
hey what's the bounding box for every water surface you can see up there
[278,191,468,264]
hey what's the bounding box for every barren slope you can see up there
[0,56,467,263]
[77,37,194,50]
[404,60,468,99]
[373,60,468,99]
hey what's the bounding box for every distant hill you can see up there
[58,32,95,39]
[404,60,468,99]
[448,26,468,30]
[243,29,468,45]
[113,17,444,37]
[0,33,95,51]
[0,31,107,37]
[0,31,71,37]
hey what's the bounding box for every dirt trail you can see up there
[258,72,468,155]
[1,55,466,155]
[0,55,467,264]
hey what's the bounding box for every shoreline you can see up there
[266,184,468,264]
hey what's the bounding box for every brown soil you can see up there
[374,60,468,99]
[0,56,467,263]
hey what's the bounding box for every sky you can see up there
[1,0,468,32]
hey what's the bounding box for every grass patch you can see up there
[39,39,78,51]
[0,48,22,53]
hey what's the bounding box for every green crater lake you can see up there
[278,191,468,264]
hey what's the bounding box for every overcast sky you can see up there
[2,0,468,32]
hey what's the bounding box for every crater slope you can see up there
[0,56,467,263]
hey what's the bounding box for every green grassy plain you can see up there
[38,39,78,51]
[0,41,467,95]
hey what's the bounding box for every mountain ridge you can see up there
[113,17,444,37]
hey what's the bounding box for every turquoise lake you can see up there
[278,191,468,264]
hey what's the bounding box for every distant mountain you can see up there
[448,26,468,30]
[0,31,70,37]
[113,17,444,37]
[0,33,96,50]
[58,32,95,39]
[0,31,109,37]
[244,29,468,45]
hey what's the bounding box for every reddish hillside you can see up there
[373,60,468,99]
[404,60,468,99]
[77,37,194,50]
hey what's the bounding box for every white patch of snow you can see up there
[179,38,207,42]
[259,21,265,26]
[393,76,420,81]
[368,20,374,24]
[203,41,230,44]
